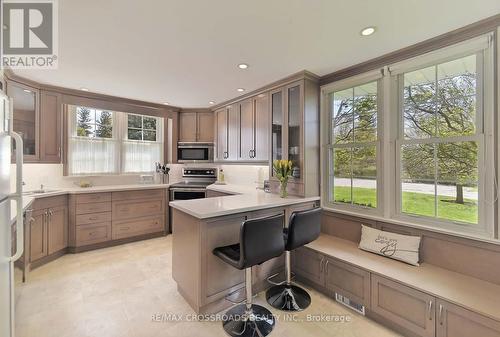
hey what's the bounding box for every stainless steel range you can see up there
[169,167,217,201]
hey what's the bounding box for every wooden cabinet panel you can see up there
[254,93,269,161]
[215,108,227,160]
[112,215,164,240]
[179,112,197,142]
[239,99,254,160]
[437,300,500,337]
[76,212,112,225]
[197,112,214,142]
[325,258,370,307]
[76,202,111,215]
[293,247,324,286]
[32,195,66,210]
[112,189,164,201]
[47,206,67,254]
[76,193,111,204]
[227,105,239,161]
[371,275,435,337]
[112,199,164,220]
[30,210,47,262]
[39,90,62,163]
[75,222,112,246]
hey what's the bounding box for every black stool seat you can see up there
[266,207,322,312]
[213,213,285,337]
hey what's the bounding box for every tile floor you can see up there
[15,236,401,337]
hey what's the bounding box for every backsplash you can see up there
[12,163,269,192]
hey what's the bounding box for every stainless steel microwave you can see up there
[177,142,214,163]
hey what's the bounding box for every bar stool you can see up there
[213,213,285,337]
[266,207,322,311]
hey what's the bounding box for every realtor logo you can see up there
[2,0,58,69]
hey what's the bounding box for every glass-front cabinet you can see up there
[269,77,319,197]
[6,80,39,161]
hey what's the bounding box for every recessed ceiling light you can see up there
[237,88,245,92]
[163,102,170,105]
[237,63,249,69]
[209,101,215,105]
[360,26,376,36]
[80,87,89,91]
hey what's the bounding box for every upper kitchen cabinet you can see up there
[214,105,239,161]
[269,76,320,197]
[179,110,214,143]
[7,80,39,162]
[6,80,63,163]
[239,93,270,162]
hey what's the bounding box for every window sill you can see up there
[321,205,500,246]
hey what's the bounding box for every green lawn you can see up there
[334,186,478,224]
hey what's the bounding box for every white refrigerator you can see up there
[0,88,24,337]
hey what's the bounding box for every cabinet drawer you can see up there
[76,202,112,215]
[112,199,164,220]
[371,275,435,337]
[33,195,67,210]
[75,222,111,246]
[325,258,370,307]
[76,193,111,204]
[76,212,112,225]
[112,216,164,240]
[112,189,164,201]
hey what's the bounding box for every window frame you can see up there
[392,43,494,237]
[321,70,384,216]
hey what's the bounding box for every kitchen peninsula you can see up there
[170,184,320,314]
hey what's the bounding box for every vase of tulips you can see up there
[273,160,293,198]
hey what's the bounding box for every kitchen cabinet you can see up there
[294,246,325,286]
[179,111,214,142]
[325,257,371,307]
[436,299,500,337]
[39,90,62,163]
[371,275,435,337]
[239,94,270,161]
[269,78,319,197]
[30,196,68,263]
[215,105,239,161]
[7,80,39,162]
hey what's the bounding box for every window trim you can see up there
[321,70,384,216]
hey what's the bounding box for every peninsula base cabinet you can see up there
[294,247,500,337]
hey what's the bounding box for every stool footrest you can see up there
[267,271,295,286]
[225,287,258,305]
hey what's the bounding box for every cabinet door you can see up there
[226,104,239,161]
[40,90,62,163]
[215,108,227,160]
[197,112,214,142]
[324,258,370,307]
[7,81,39,162]
[371,275,435,337]
[293,247,324,286]
[239,99,254,160]
[47,206,67,255]
[270,88,284,177]
[436,300,500,337]
[286,82,303,181]
[30,210,47,262]
[254,93,269,161]
[179,112,197,142]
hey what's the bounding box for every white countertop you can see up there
[170,183,320,219]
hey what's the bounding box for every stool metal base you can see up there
[266,284,311,311]
[222,304,275,337]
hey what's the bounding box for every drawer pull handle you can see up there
[439,304,444,325]
[89,232,97,236]
[89,217,98,220]
[428,301,433,320]
[121,226,131,231]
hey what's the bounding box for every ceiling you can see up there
[14,0,500,108]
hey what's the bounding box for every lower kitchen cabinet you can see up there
[75,222,112,246]
[294,246,325,286]
[112,215,164,240]
[29,209,48,262]
[436,299,500,337]
[371,275,435,337]
[47,205,68,254]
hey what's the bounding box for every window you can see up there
[325,78,380,211]
[67,106,163,175]
[397,54,482,227]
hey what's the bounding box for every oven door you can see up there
[170,188,206,200]
[177,143,213,163]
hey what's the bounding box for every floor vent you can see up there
[335,293,365,315]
